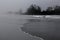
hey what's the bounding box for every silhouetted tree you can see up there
[25,4,41,15]
[24,4,60,15]
[45,7,55,15]
[41,10,46,15]
[46,7,53,11]
[54,6,60,15]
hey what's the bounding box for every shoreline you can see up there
[33,15,60,19]
[22,30,44,40]
[21,17,60,40]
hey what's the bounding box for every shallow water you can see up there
[0,14,42,40]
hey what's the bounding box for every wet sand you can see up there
[21,18,60,40]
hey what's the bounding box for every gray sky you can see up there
[0,0,60,13]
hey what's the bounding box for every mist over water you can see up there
[0,13,43,40]
[0,0,60,40]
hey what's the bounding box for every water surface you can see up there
[21,15,60,40]
[0,14,42,40]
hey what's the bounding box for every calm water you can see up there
[21,15,60,40]
[0,14,41,40]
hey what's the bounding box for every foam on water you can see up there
[33,15,60,19]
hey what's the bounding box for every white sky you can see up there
[0,0,60,13]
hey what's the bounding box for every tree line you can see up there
[24,4,60,15]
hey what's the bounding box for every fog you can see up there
[0,0,60,14]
